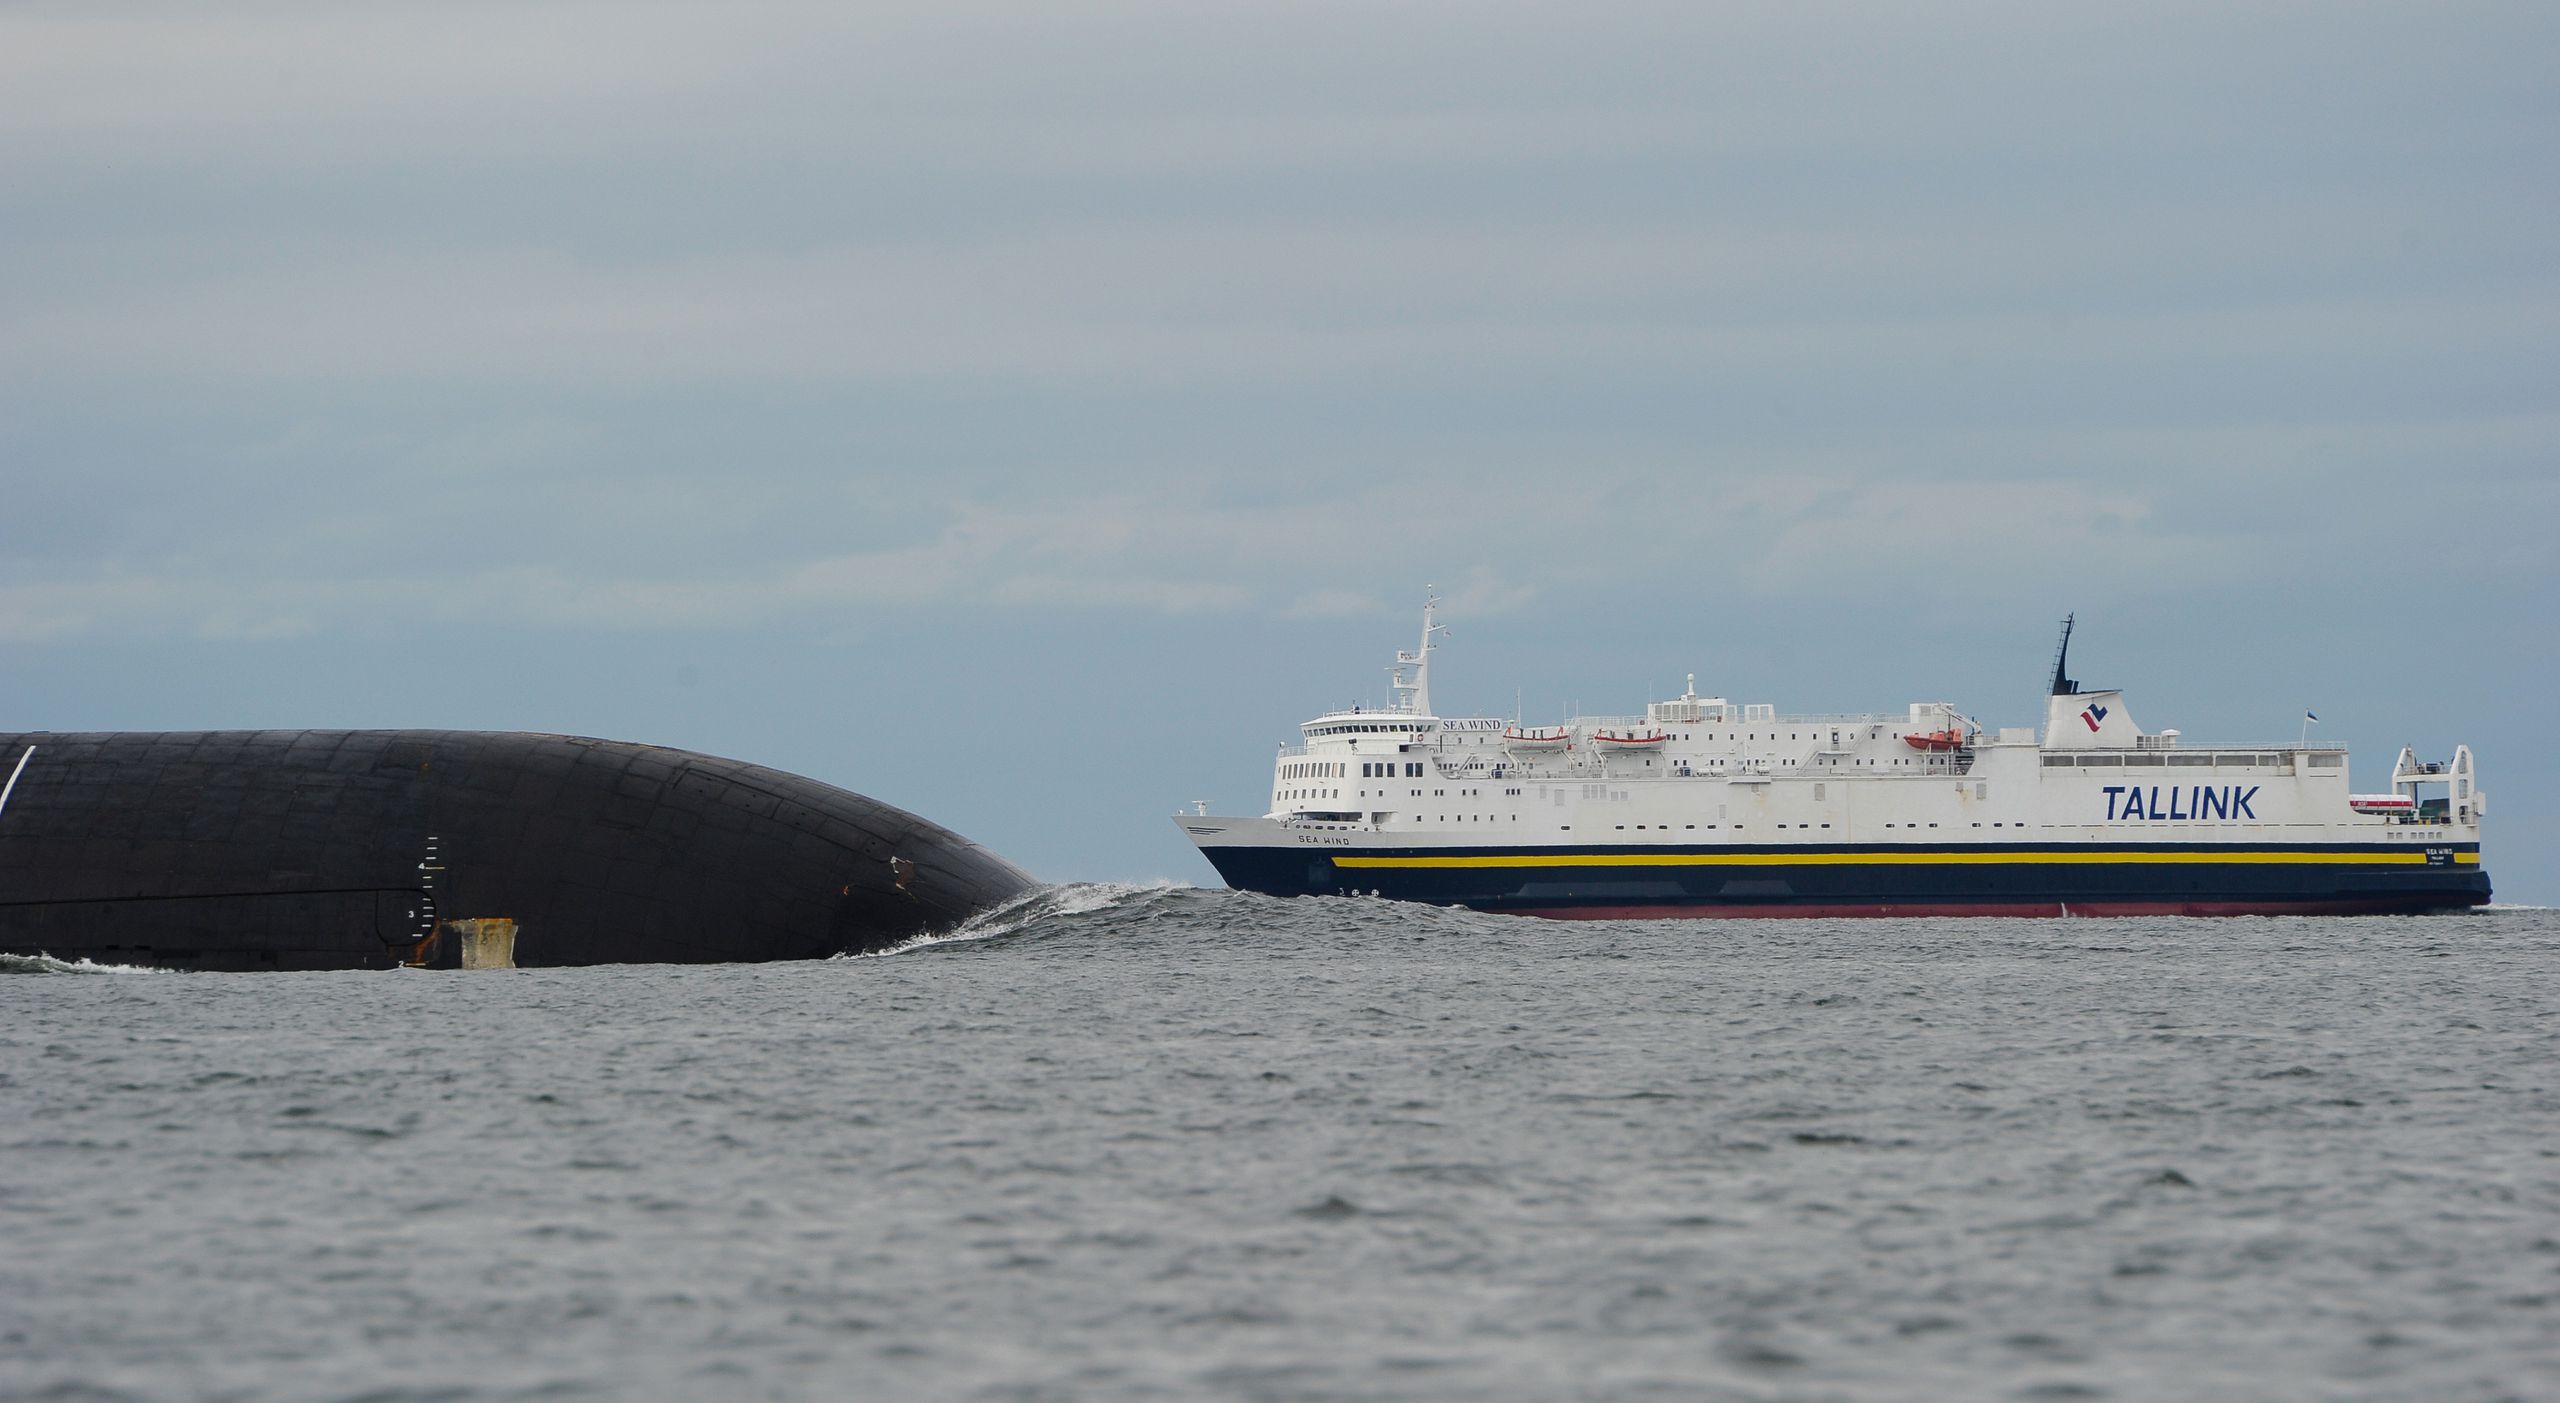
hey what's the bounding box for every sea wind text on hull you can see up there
[1176,603,2489,918]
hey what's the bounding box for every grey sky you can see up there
[3,1,2553,897]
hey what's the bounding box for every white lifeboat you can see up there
[1592,728,1668,750]
[1503,726,1572,751]
[2347,794,2417,815]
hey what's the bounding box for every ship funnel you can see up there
[2044,689,2141,750]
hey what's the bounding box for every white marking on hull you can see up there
[0,745,34,822]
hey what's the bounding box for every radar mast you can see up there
[1389,590,1446,717]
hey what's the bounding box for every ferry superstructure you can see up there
[1177,601,2489,917]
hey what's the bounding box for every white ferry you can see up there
[1177,599,2489,917]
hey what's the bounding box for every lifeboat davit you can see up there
[1592,729,1668,749]
[1503,727,1572,751]
[1902,729,1967,752]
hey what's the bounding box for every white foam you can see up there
[848,880,1191,958]
[0,952,174,975]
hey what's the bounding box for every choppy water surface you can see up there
[4,892,2555,1402]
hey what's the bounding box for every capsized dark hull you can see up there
[0,730,1036,970]
[1197,839,2492,918]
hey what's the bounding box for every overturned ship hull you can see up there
[0,730,1035,970]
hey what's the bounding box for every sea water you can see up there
[3,893,2554,1402]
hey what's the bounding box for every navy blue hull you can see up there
[1201,840,2491,918]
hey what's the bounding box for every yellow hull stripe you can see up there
[1334,849,2476,871]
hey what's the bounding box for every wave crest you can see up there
[1,952,173,975]
[848,880,1192,957]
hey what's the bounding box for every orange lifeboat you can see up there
[1593,729,1669,750]
[1503,727,1572,751]
[1902,729,1967,752]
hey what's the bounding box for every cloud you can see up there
[0,458,2401,644]
[10,216,2546,399]
[0,0,2550,649]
